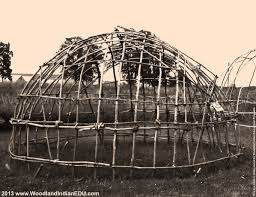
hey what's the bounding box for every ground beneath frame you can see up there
[0,125,253,197]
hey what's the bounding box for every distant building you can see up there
[17,76,26,83]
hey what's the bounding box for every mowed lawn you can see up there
[0,123,254,197]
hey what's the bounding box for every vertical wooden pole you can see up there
[130,130,136,177]
[253,107,255,196]
[186,129,191,165]
[192,76,217,164]
[173,51,180,167]
[72,49,90,177]
[76,49,89,123]
[130,38,145,177]
[57,59,65,162]
[153,51,162,172]
[112,36,126,180]
[225,123,230,155]
[164,78,170,144]
[183,63,187,123]
[94,49,107,179]
[26,125,30,171]
[183,61,190,164]
[72,128,78,178]
[39,65,42,103]
[112,130,117,180]
[128,66,134,121]
[153,129,158,170]
[57,128,60,160]
[142,81,146,143]
[12,125,16,154]
[45,128,52,160]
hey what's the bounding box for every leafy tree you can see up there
[0,42,13,81]
[116,29,192,88]
[119,30,178,87]
[58,32,190,88]
[58,36,102,83]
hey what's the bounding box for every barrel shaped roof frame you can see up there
[13,26,235,125]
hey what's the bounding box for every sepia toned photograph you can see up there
[0,1,256,196]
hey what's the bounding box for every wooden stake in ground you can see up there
[183,62,191,164]
[57,127,60,160]
[153,51,162,173]
[130,38,145,177]
[45,128,52,160]
[72,128,78,178]
[253,107,255,197]
[142,81,146,143]
[26,125,30,171]
[173,51,180,167]
[193,76,217,164]
[112,36,126,180]
[94,49,108,179]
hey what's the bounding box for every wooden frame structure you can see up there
[9,27,241,178]
[220,49,256,196]
[220,49,256,113]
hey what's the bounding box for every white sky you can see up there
[1,0,256,81]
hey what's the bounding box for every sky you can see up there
[1,0,256,81]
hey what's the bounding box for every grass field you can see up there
[0,81,25,127]
[0,122,254,196]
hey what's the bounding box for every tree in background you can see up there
[58,36,103,83]
[57,34,188,88]
[0,42,13,81]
